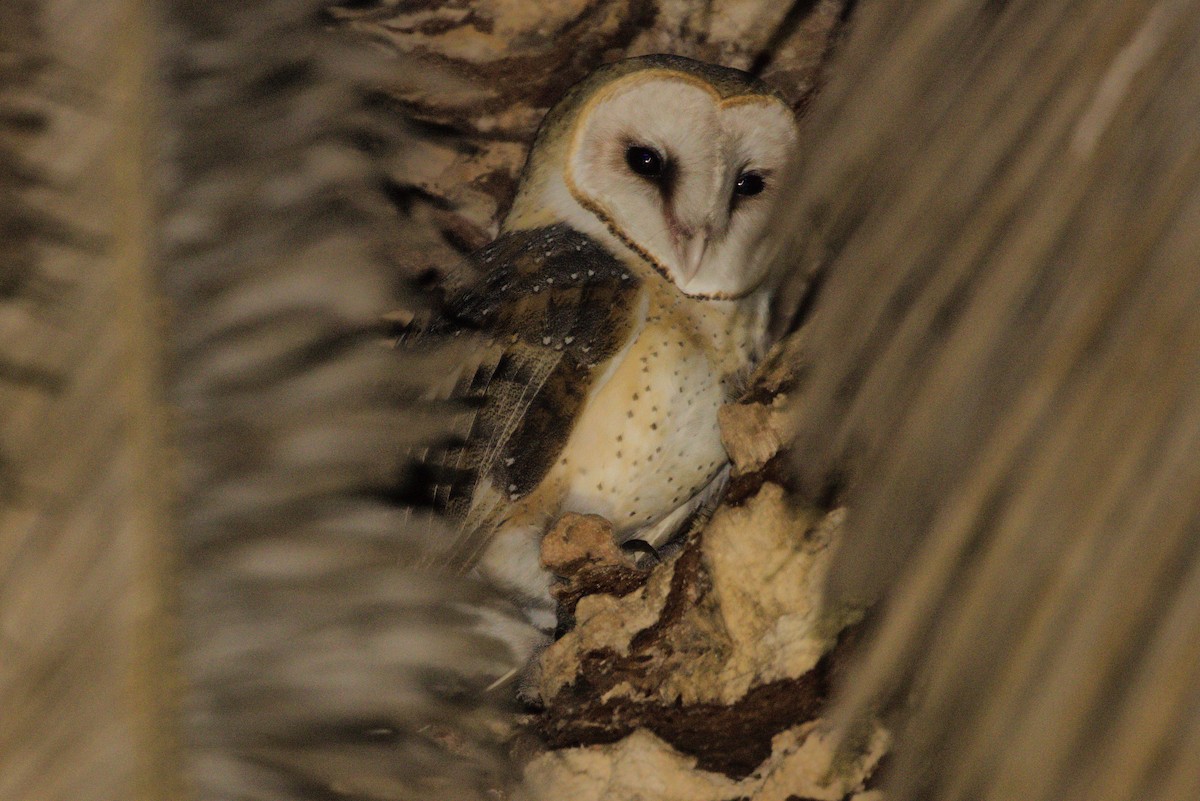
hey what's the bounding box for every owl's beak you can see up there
[678,232,709,283]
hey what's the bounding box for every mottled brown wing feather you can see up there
[407,224,642,570]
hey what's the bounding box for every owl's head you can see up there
[505,55,801,300]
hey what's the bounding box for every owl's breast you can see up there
[550,305,751,533]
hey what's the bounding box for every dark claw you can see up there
[620,538,661,565]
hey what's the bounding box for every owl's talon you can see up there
[619,538,661,566]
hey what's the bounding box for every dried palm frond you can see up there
[787,2,1200,800]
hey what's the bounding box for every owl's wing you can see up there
[401,224,643,571]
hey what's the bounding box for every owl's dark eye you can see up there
[626,145,665,178]
[734,171,766,197]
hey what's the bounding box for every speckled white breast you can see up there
[551,286,762,534]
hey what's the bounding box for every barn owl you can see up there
[412,54,801,639]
